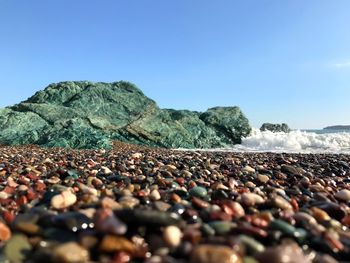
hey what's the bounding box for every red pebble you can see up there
[2,211,15,224]
[16,195,28,206]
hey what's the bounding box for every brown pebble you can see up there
[191,244,241,263]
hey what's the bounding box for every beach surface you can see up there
[0,142,349,262]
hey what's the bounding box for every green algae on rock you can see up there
[0,81,251,149]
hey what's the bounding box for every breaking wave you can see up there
[232,129,350,153]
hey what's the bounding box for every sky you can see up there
[0,0,350,129]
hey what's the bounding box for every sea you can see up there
[228,128,350,154]
[180,128,350,154]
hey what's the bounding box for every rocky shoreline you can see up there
[0,142,350,262]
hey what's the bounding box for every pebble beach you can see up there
[0,142,350,263]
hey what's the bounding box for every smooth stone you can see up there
[201,224,215,236]
[269,220,307,242]
[189,186,208,199]
[243,257,258,263]
[313,202,346,221]
[257,174,269,183]
[99,235,135,254]
[0,221,11,241]
[281,165,302,176]
[131,152,142,159]
[4,234,32,263]
[293,212,317,226]
[94,208,127,235]
[209,221,234,235]
[238,235,265,254]
[163,225,182,248]
[101,166,113,175]
[257,242,311,263]
[335,189,350,202]
[272,196,293,210]
[153,201,171,212]
[150,189,161,201]
[13,213,40,235]
[240,193,264,206]
[51,190,77,209]
[53,242,90,263]
[243,165,255,173]
[311,207,331,222]
[191,244,241,263]
[119,196,140,209]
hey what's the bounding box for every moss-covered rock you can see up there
[0,81,251,149]
[260,123,291,133]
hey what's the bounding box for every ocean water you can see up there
[231,128,350,154]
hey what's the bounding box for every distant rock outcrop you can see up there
[260,123,291,133]
[0,81,251,149]
[324,125,350,130]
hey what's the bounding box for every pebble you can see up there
[191,244,241,263]
[189,186,208,199]
[150,189,161,201]
[243,165,255,173]
[163,225,182,248]
[51,189,77,209]
[53,242,90,263]
[257,241,311,263]
[99,235,135,254]
[335,189,350,202]
[4,234,32,263]
[257,174,269,183]
[272,196,293,210]
[94,208,127,235]
[240,193,264,206]
[0,222,11,241]
[0,144,349,262]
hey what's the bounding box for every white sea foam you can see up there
[234,129,350,153]
[177,129,350,154]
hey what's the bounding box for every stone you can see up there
[260,123,291,133]
[238,235,265,254]
[257,174,269,183]
[243,165,255,173]
[150,189,161,201]
[94,208,127,235]
[189,186,208,199]
[51,189,77,209]
[190,244,241,263]
[4,234,32,263]
[257,241,311,263]
[53,242,90,263]
[101,166,112,175]
[335,189,350,202]
[163,225,182,248]
[99,235,135,254]
[240,193,264,206]
[209,221,235,235]
[0,222,11,241]
[271,196,293,210]
[0,81,251,149]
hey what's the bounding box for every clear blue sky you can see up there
[1,0,350,129]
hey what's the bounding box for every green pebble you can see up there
[189,186,208,199]
[239,235,265,255]
[209,221,234,235]
[201,223,215,236]
[4,234,32,263]
[243,256,259,263]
